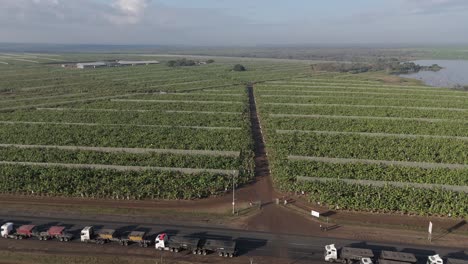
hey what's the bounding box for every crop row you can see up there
[0,109,245,128]
[256,93,468,109]
[266,81,468,94]
[0,146,240,170]
[128,93,245,102]
[259,103,467,120]
[256,88,468,101]
[0,123,249,151]
[269,133,467,164]
[278,159,468,186]
[263,116,468,137]
[70,100,245,112]
[0,164,237,200]
[258,81,468,95]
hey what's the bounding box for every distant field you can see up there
[255,75,468,217]
[0,53,310,199]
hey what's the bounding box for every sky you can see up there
[0,0,467,46]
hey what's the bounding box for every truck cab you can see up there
[155,233,168,250]
[428,255,444,264]
[325,244,338,262]
[1,223,13,238]
[80,226,94,242]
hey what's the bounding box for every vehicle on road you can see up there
[120,231,152,247]
[2,224,38,240]
[154,233,236,257]
[378,250,417,264]
[324,244,374,264]
[80,226,119,245]
[34,226,73,242]
[202,239,237,257]
[427,255,468,264]
[155,233,201,253]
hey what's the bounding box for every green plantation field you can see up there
[0,53,310,199]
[255,76,468,217]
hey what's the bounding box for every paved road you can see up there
[0,214,466,263]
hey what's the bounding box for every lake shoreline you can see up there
[399,60,468,88]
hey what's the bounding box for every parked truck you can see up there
[120,231,152,247]
[34,226,73,242]
[80,226,119,244]
[325,244,374,264]
[155,233,201,253]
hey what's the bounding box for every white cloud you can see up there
[107,0,150,24]
[401,0,468,14]
[113,0,149,16]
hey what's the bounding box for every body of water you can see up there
[399,60,468,88]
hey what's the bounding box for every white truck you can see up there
[80,226,119,245]
[325,244,374,264]
[427,255,468,264]
[155,233,201,253]
[1,223,14,238]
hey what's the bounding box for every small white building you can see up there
[76,62,107,69]
[117,60,159,66]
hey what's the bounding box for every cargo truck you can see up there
[325,244,374,264]
[34,226,73,242]
[120,231,152,247]
[378,250,417,264]
[154,233,236,257]
[80,226,119,244]
[155,233,201,253]
[2,224,38,240]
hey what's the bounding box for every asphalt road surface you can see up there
[0,214,467,264]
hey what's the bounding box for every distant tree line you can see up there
[166,58,215,67]
[453,84,468,91]
[233,64,246,71]
[311,59,442,74]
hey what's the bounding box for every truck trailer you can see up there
[34,226,73,242]
[325,244,374,264]
[447,258,468,264]
[378,250,417,264]
[201,239,237,257]
[120,231,152,247]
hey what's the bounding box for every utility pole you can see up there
[232,173,236,215]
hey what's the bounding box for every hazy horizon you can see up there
[1,0,468,46]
